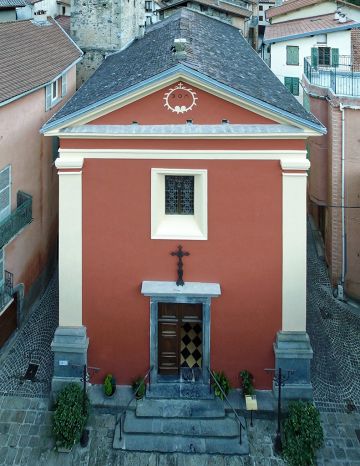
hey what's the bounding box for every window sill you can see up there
[152,215,207,240]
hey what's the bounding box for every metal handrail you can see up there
[0,270,14,309]
[116,366,153,442]
[208,367,245,445]
[0,191,32,249]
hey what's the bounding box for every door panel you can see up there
[158,302,178,320]
[158,322,179,375]
[180,303,202,321]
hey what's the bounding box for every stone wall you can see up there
[71,0,145,86]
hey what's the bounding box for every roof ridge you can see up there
[268,11,350,25]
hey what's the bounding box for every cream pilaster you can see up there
[281,158,310,332]
[56,157,84,327]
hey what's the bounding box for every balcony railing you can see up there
[304,55,360,97]
[0,271,14,310]
[0,191,32,249]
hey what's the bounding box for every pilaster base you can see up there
[51,326,89,397]
[273,331,313,400]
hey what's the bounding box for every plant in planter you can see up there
[282,401,324,466]
[212,371,231,400]
[240,370,255,396]
[103,374,116,397]
[53,383,89,451]
[132,377,146,400]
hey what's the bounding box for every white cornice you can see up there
[281,159,310,171]
[55,157,84,170]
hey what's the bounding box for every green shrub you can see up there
[103,374,116,396]
[132,377,146,399]
[53,383,89,450]
[212,371,231,400]
[240,370,255,396]
[282,401,324,466]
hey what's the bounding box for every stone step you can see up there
[136,398,225,418]
[146,383,213,399]
[113,427,249,455]
[124,410,239,437]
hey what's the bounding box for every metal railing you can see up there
[304,55,360,97]
[208,368,245,445]
[0,191,32,249]
[0,270,14,309]
[116,366,153,442]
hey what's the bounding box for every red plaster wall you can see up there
[61,138,305,151]
[89,82,279,126]
[82,158,282,390]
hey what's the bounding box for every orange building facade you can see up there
[43,9,324,399]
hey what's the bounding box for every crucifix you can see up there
[170,245,190,286]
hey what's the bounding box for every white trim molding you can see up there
[58,149,308,162]
[56,157,84,170]
[282,162,308,332]
[151,168,208,240]
[58,169,83,326]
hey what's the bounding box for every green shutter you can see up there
[61,73,67,97]
[292,77,300,96]
[303,92,310,111]
[287,46,299,65]
[311,47,318,68]
[284,77,292,92]
[45,84,52,111]
[332,48,339,66]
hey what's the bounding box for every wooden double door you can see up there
[158,302,202,376]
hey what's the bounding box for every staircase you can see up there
[113,396,249,455]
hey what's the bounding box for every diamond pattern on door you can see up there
[180,322,202,368]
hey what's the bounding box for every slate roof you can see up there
[264,13,360,43]
[46,8,322,129]
[0,18,82,105]
[158,0,252,18]
[0,0,26,7]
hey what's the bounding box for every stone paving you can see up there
[0,274,58,398]
[0,225,359,464]
[307,224,360,413]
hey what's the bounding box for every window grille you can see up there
[165,176,194,215]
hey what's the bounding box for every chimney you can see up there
[174,38,187,59]
[338,13,347,23]
[334,8,341,20]
[33,10,49,25]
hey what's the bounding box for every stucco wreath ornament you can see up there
[163,82,198,114]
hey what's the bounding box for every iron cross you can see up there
[170,245,190,286]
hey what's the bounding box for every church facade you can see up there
[43,9,325,398]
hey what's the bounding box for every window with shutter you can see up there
[284,77,300,96]
[61,73,67,97]
[331,48,339,66]
[311,47,318,68]
[0,166,11,223]
[286,46,299,65]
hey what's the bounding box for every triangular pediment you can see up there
[85,81,279,126]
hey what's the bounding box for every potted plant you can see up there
[53,383,89,452]
[103,373,116,397]
[212,371,231,400]
[240,370,255,396]
[132,377,146,400]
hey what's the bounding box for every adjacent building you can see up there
[0,0,26,22]
[0,17,82,348]
[71,0,145,86]
[43,8,324,416]
[303,28,360,300]
[263,0,360,102]
[156,0,258,44]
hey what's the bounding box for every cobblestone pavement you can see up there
[307,224,360,413]
[0,395,359,465]
[0,274,58,398]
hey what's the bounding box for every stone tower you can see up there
[71,0,145,86]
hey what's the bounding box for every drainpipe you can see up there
[338,103,346,300]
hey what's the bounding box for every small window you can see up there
[259,15,263,21]
[259,5,263,10]
[145,1,152,12]
[52,79,58,101]
[165,176,194,215]
[284,77,300,96]
[0,165,11,222]
[286,46,299,65]
[318,47,330,66]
